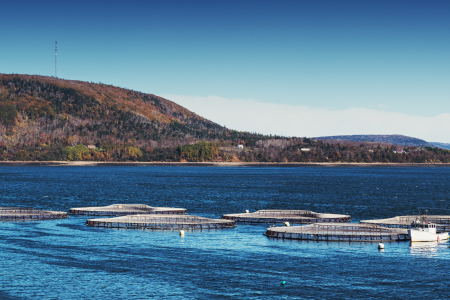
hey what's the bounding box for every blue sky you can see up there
[1,1,449,141]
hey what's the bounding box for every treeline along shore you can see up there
[3,139,450,164]
[1,74,450,164]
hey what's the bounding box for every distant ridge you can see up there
[315,135,435,147]
[431,142,450,150]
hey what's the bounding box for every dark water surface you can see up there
[1,166,450,299]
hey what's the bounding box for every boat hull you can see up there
[408,229,449,242]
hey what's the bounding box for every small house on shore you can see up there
[393,149,407,154]
[236,144,244,149]
[87,145,96,149]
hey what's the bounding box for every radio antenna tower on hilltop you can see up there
[55,41,57,78]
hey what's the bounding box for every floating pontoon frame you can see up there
[361,215,450,232]
[222,210,351,224]
[86,214,236,230]
[0,207,68,220]
[70,204,186,216]
[264,223,409,242]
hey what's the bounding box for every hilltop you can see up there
[1,74,450,163]
[0,74,232,146]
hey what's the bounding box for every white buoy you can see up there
[378,242,384,249]
[245,210,249,213]
[284,222,290,227]
[179,230,185,237]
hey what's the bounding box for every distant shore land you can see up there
[2,75,450,166]
[1,161,450,167]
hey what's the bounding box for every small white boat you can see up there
[408,216,449,242]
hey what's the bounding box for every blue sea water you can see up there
[1,166,450,299]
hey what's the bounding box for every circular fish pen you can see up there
[0,207,68,221]
[264,223,409,242]
[86,214,237,230]
[222,210,351,224]
[70,204,187,216]
[361,215,450,232]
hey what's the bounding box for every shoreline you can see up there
[1,161,450,167]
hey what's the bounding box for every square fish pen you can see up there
[0,207,68,220]
[361,215,450,233]
[222,210,351,224]
[86,214,236,230]
[264,223,409,242]
[70,204,187,216]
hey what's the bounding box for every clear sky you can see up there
[1,1,449,142]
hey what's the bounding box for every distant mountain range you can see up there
[315,135,436,148]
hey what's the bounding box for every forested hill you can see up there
[0,74,270,153]
[316,135,435,147]
[0,74,225,144]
